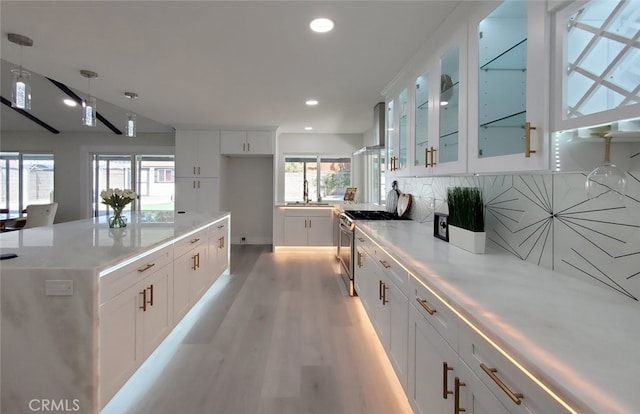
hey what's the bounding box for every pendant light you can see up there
[80,70,98,127]
[124,92,138,138]
[7,33,34,110]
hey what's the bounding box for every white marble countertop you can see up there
[0,211,230,272]
[356,220,640,414]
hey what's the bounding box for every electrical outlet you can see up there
[45,280,73,296]
[241,237,246,243]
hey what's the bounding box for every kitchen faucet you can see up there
[303,179,309,203]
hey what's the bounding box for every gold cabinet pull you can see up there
[190,237,200,244]
[382,282,388,305]
[309,219,311,228]
[147,284,154,306]
[140,289,147,312]
[379,280,384,300]
[357,237,365,242]
[248,142,250,152]
[193,166,196,175]
[137,263,155,273]
[454,377,466,413]
[425,147,430,167]
[193,180,196,189]
[243,142,246,151]
[525,122,537,158]
[217,225,224,229]
[416,297,436,315]
[196,252,200,269]
[357,251,363,268]
[443,362,453,399]
[430,147,437,166]
[219,236,224,249]
[480,363,523,405]
[379,260,391,269]
[197,166,201,175]
[197,180,200,189]
[192,254,198,270]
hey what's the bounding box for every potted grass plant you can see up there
[446,187,486,254]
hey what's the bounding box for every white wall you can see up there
[275,132,365,203]
[0,131,174,222]
[223,156,273,244]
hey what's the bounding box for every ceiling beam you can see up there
[46,77,123,135]
[0,96,60,134]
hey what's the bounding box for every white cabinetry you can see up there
[175,130,221,213]
[175,177,220,213]
[173,229,209,322]
[175,130,221,178]
[208,218,230,281]
[220,130,274,155]
[282,208,333,246]
[467,0,549,172]
[99,246,174,406]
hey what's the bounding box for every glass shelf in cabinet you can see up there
[480,39,527,71]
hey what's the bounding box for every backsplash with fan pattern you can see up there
[391,171,640,301]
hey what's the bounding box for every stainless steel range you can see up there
[338,210,410,296]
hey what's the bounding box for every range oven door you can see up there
[338,215,355,296]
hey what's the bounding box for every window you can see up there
[155,168,174,183]
[284,155,351,202]
[91,153,175,219]
[0,152,54,215]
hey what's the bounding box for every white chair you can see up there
[23,202,58,229]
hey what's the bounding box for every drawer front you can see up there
[409,275,458,350]
[371,245,408,296]
[459,324,571,414]
[208,218,229,238]
[355,229,373,257]
[284,208,333,217]
[101,246,173,304]
[174,228,207,259]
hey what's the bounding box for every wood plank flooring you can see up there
[103,245,413,414]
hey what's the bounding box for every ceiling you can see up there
[1,1,460,135]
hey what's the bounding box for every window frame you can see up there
[283,154,352,203]
[0,151,55,215]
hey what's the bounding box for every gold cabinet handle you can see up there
[382,283,388,305]
[480,363,523,405]
[192,254,198,270]
[193,180,196,189]
[443,362,453,399]
[357,251,363,268]
[454,377,466,413]
[219,236,224,249]
[197,180,200,189]
[309,219,311,228]
[379,260,391,269]
[147,284,154,306]
[425,147,430,167]
[196,252,200,269]
[430,147,437,166]
[217,225,224,229]
[379,280,384,300]
[193,166,196,175]
[140,289,147,312]
[137,263,156,273]
[243,142,246,151]
[357,237,365,242]
[525,122,537,158]
[190,237,201,244]
[247,142,250,152]
[198,166,201,175]
[416,297,437,315]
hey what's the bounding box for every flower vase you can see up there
[108,209,127,228]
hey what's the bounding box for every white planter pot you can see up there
[449,225,486,254]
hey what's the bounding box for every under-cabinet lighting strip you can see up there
[359,229,578,414]
[99,216,228,277]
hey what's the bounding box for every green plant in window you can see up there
[446,187,484,232]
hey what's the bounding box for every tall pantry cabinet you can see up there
[174,130,221,213]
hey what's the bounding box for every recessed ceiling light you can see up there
[304,127,313,131]
[310,18,334,33]
[63,98,77,107]
[305,99,319,106]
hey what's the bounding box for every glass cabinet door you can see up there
[386,100,396,172]
[439,46,460,164]
[414,71,430,168]
[468,0,548,173]
[398,88,409,171]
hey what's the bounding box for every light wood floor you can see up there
[103,245,413,414]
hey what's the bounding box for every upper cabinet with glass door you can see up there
[387,89,410,176]
[413,71,432,172]
[468,0,549,173]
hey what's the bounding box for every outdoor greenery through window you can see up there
[284,156,351,202]
[0,152,55,215]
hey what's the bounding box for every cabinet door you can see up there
[457,367,511,414]
[386,277,408,391]
[468,1,548,173]
[175,131,199,177]
[100,283,143,406]
[306,216,333,246]
[408,305,455,414]
[175,130,220,177]
[141,264,173,356]
[216,232,229,276]
[283,216,309,246]
[386,99,397,175]
[173,251,195,323]
[195,178,221,213]
[174,177,198,212]
[397,88,410,173]
[197,131,221,177]
[246,131,273,154]
[220,131,247,154]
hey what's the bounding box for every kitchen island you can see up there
[0,211,230,413]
